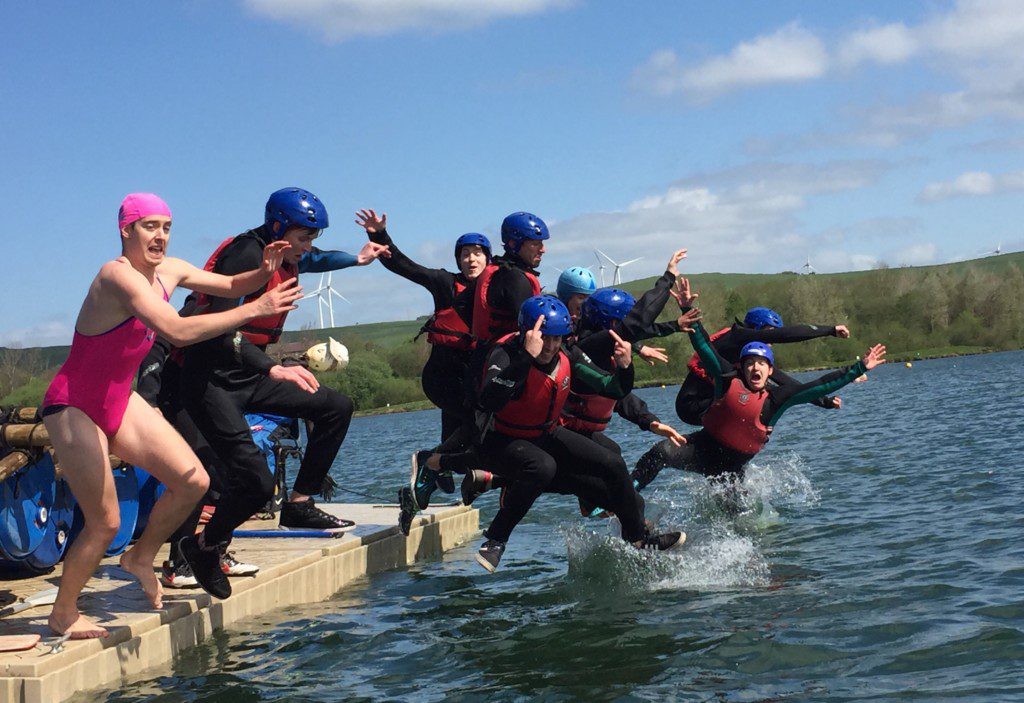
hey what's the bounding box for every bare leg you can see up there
[43,408,117,639]
[109,393,210,610]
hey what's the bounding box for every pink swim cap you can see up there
[118,193,172,232]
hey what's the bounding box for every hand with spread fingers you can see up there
[666,249,688,278]
[637,345,669,366]
[260,240,291,275]
[650,421,687,447]
[355,208,387,235]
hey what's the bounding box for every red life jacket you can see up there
[196,235,297,347]
[701,377,770,455]
[687,326,732,383]
[490,334,571,439]
[559,391,617,433]
[416,278,476,350]
[471,261,541,344]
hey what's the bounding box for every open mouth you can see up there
[148,244,165,256]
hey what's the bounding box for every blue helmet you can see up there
[265,188,329,239]
[454,233,492,266]
[501,212,549,254]
[518,294,572,337]
[740,341,775,366]
[556,266,597,302]
[744,307,783,330]
[582,288,636,329]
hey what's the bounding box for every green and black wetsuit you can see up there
[634,319,867,485]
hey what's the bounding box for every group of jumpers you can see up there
[40,186,887,638]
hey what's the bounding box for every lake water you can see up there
[96,351,1024,702]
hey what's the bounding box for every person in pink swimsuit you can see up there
[42,193,301,639]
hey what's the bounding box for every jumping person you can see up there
[177,188,389,599]
[354,209,492,533]
[633,282,886,491]
[675,299,852,426]
[41,193,299,638]
[471,295,683,572]
[471,212,547,345]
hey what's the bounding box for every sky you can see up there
[2,0,1023,346]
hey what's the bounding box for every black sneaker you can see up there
[220,550,259,576]
[160,559,198,589]
[178,535,232,599]
[410,451,439,511]
[633,531,686,552]
[436,471,456,494]
[398,487,417,536]
[475,539,506,573]
[280,498,356,532]
[460,470,493,506]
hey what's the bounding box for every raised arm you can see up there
[355,209,449,292]
[768,345,885,424]
[160,241,291,298]
[106,262,301,349]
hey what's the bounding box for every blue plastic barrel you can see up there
[0,452,56,561]
[70,464,139,557]
[23,475,77,572]
[133,467,166,540]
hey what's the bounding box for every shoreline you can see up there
[351,346,1016,418]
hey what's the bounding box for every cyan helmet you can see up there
[581,288,636,329]
[740,341,775,366]
[518,294,572,337]
[556,266,597,302]
[744,307,783,329]
[265,188,329,240]
[501,212,549,254]
[454,233,492,266]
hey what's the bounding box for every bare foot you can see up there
[48,610,109,639]
[119,551,163,609]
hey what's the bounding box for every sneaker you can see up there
[475,539,506,573]
[633,531,686,552]
[220,550,259,577]
[460,470,493,506]
[280,498,356,532]
[436,471,456,494]
[178,535,232,599]
[398,487,418,537]
[160,560,198,589]
[410,451,439,511]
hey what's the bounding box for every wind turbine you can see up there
[594,249,642,286]
[993,242,1003,255]
[300,272,350,329]
[593,251,607,287]
[802,255,816,274]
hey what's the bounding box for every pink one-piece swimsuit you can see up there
[43,269,168,437]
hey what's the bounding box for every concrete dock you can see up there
[0,503,479,703]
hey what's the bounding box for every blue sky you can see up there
[2,0,1022,346]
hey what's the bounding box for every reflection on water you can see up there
[96,351,1024,702]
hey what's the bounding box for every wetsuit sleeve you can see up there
[615,392,659,431]
[363,229,453,299]
[689,320,730,397]
[136,336,172,406]
[476,343,533,412]
[619,271,677,342]
[771,368,836,409]
[732,323,838,345]
[568,346,634,399]
[205,241,277,375]
[298,247,359,273]
[767,360,867,425]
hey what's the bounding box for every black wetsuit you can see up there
[479,253,541,341]
[367,228,475,442]
[635,319,868,484]
[475,337,647,543]
[180,226,355,547]
[675,320,842,425]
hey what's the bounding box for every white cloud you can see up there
[837,23,918,67]
[0,320,73,348]
[633,23,828,99]
[541,159,892,280]
[919,169,1024,202]
[243,0,575,41]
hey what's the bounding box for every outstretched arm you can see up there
[159,241,290,298]
[354,209,448,292]
[768,345,885,424]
